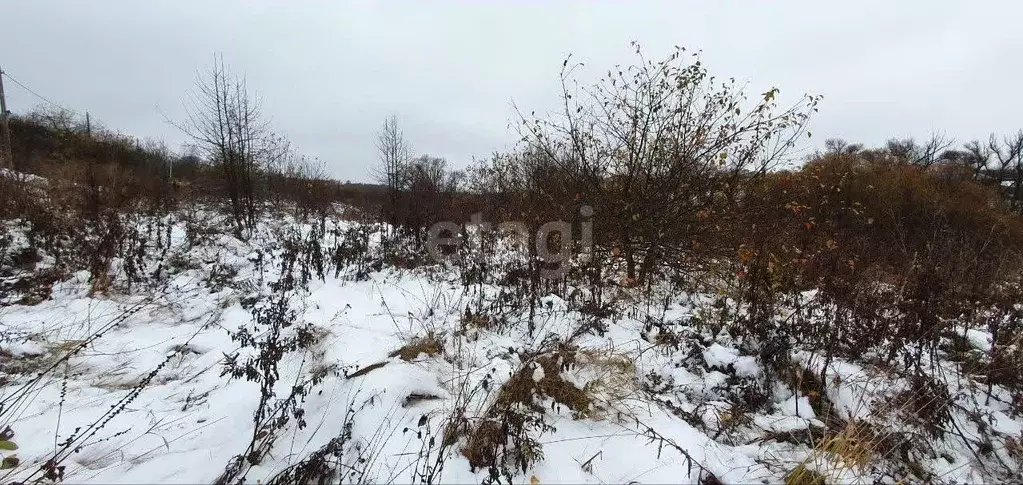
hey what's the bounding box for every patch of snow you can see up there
[963,328,993,352]
[733,356,760,378]
[753,414,815,433]
[1,339,45,357]
[777,395,816,419]
[532,362,546,382]
[0,168,47,184]
[703,343,738,369]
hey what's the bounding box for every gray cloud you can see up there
[4,0,1021,181]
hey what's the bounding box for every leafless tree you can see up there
[885,133,954,167]
[990,131,1023,213]
[372,115,411,231]
[178,55,270,236]
[261,133,297,206]
[959,140,993,180]
[824,138,864,155]
[29,105,80,136]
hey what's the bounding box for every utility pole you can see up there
[85,111,91,137]
[0,66,13,170]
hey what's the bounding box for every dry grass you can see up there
[0,339,84,379]
[402,392,441,408]
[492,351,591,419]
[461,418,504,471]
[783,362,840,427]
[459,311,494,334]
[389,334,443,362]
[818,421,878,469]
[575,348,639,419]
[782,373,935,484]
[455,346,602,473]
[346,361,387,379]
[460,414,544,474]
[785,463,827,485]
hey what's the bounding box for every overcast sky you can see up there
[3,1,1021,181]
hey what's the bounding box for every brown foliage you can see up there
[732,154,1023,367]
[742,154,1023,300]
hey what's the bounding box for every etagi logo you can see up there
[426,205,594,279]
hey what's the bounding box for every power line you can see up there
[0,69,81,116]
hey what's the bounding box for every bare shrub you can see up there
[506,42,820,280]
[178,55,271,236]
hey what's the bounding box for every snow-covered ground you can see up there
[1,211,1021,484]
